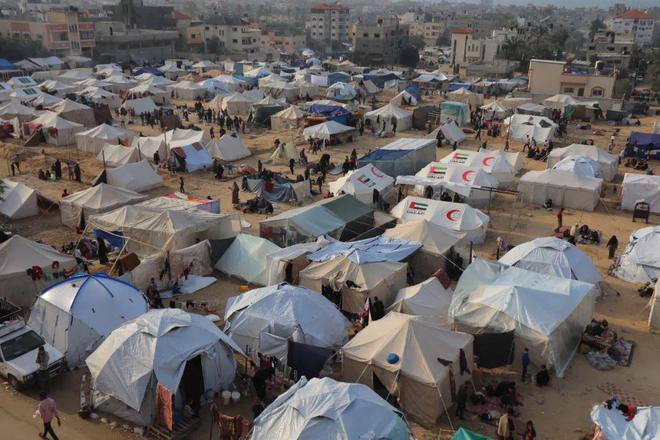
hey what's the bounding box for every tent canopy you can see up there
[75,123,133,154]
[307,235,421,264]
[303,120,355,141]
[60,183,147,228]
[358,138,436,178]
[105,160,164,192]
[621,173,660,214]
[546,144,618,181]
[328,164,394,204]
[517,169,602,211]
[591,405,660,440]
[614,226,660,283]
[206,135,251,161]
[0,179,38,220]
[551,155,602,179]
[215,234,281,286]
[387,277,453,321]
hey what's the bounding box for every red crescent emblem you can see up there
[453,152,460,158]
[482,156,494,166]
[446,209,461,221]
[370,166,385,178]
[462,170,475,182]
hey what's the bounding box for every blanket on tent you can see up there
[245,175,310,203]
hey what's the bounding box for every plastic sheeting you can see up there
[614,226,660,283]
[265,238,328,285]
[251,377,411,440]
[591,405,660,440]
[621,173,660,213]
[215,234,281,286]
[224,283,349,362]
[86,309,242,414]
[308,235,421,263]
[504,114,557,143]
[28,273,149,367]
[450,259,596,377]
[551,155,602,179]
[546,144,618,181]
[387,277,452,323]
[518,169,602,211]
[246,176,311,203]
[358,138,436,178]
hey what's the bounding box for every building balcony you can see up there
[47,41,70,49]
[80,39,95,48]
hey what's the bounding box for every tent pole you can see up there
[137,141,142,161]
[102,150,106,170]
[109,240,129,275]
[436,387,455,435]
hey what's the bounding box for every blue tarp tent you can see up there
[448,82,472,92]
[357,138,436,177]
[627,131,660,159]
[326,72,351,86]
[0,58,17,70]
[133,66,163,76]
[308,104,352,125]
[364,71,400,88]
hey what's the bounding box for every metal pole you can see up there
[102,149,106,170]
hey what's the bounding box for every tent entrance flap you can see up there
[473,331,515,369]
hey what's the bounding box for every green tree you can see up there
[408,35,426,50]
[399,46,419,69]
[647,49,660,90]
[0,38,50,61]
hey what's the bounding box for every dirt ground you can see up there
[1,94,659,439]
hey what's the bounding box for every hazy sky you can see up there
[455,0,658,7]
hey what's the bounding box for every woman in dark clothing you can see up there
[522,421,537,440]
[606,235,618,259]
[252,367,274,402]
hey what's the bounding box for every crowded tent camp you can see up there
[0,41,658,440]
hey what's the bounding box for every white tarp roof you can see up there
[206,135,251,161]
[31,110,82,129]
[175,142,213,172]
[383,220,463,257]
[450,259,596,377]
[328,164,394,204]
[97,143,140,167]
[86,309,243,411]
[387,277,452,322]
[440,149,516,186]
[480,101,511,116]
[390,90,417,106]
[365,103,413,132]
[0,235,75,279]
[75,123,133,154]
[121,97,158,114]
[60,183,146,228]
[0,101,36,119]
[426,121,466,144]
[163,128,210,149]
[591,405,660,440]
[251,377,411,440]
[622,173,660,214]
[614,226,660,283]
[307,235,421,264]
[224,283,350,362]
[215,234,281,286]
[499,236,603,286]
[547,144,618,181]
[504,114,557,143]
[518,169,602,211]
[543,94,578,109]
[390,196,489,244]
[28,273,149,367]
[397,162,499,201]
[0,180,38,219]
[105,160,164,193]
[264,238,329,285]
[551,155,602,179]
[326,82,357,99]
[303,120,355,141]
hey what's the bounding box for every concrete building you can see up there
[611,10,656,47]
[261,31,306,55]
[94,21,177,63]
[410,20,445,47]
[104,0,176,31]
[186,16,261,59]
[528,59,616,99]
[586,31,633,72]
[451,27,518,68]
[0,8,95,56]
[306,3,350,45]
[350,17,409,66]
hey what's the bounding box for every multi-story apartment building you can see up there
[0,8,95,56]
[306,3,349,46]
[528,59,616,99]
[586,31,633,72]
[350,17,409,66]
[187,16,261,59]
[94,21,177,63]
[611,10,656,47]
[261,31,306,55]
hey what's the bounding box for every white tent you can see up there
[97,143,140,167]
[105,160,164,192]
[426,121,466,144]
[158,64,186,80]
[244,66,272,78]
[0,180,38,219]
[479,148,523,173]
[0,101,35,122]
[28,273,149,367]
[329,164,394,204]
[621,173,660,213]
[103,75,137,93]
[543,94,577,110]
[499,236,603,287]
[397,162,500,205]
[121,97,158,114]
[390,196,490,243]
[215,234,281,286]
[143,75,175,88]
[387,277,452,323]
[546,144,618,181]
[211,75,244,92]
[205,134,251,161]
[270,105,306,130]
[76,86,120,108]
[390,90,417,106]
[75,123,133,154]
[262,81,300,102]
[172,142,213,172]
[38,80,74,96]
[365,103,413,133]
[614,226,660,283]
[27,111,84,145]
[504,114,557,144]
[251,377,412,440]
[167,80,206,100]
[163,128,210,149]
[440,149,517,188]
[47,99,95,126]
[60,183,147,228]
[29,93,63,108]
[294,79,319,99]
[0,235,77,308]
[551,155,603,179]
[224,283,350,362]
[326,82,357,100]
[192,60,219,71]
[86,309,242,426]
[303,120,355,141]
[264,238,329,285]
[269,141,298,165]
[300,255,408,313]
[448,87,484,106]
[590,405,660,440]
[450,259,596,377]
[8,76,37,88]
[649,279,660,333]
[130,135,167,162]
[342,312,473,426]
[480,101,512,119]
[518,169,602,211]
[221,92,253,116]
[126,83,168,104]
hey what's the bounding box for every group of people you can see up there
[37,159,81,183]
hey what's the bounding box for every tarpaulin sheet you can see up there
[246,178,298,203]
[629,132,660,148]
[308,235,421,263]
[472,331,515,368]
[359,149,410,162]
[94,229,124,249]
[287,339,334,379]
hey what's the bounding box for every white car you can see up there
[0,321,65,390]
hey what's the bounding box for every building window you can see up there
[374,33,380,38]
[591,87,604,97]
[563,87,574,93]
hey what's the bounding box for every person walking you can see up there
[556,207,564,232]
[38,391,61,440]
[74,162,81,182]
[521,348,530,382]
[455,382,468,420]
[289,157,295,175]
[179,176,185,193]
[606,235,618,259]
[497,408,514,440]
[35,346,49,392]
